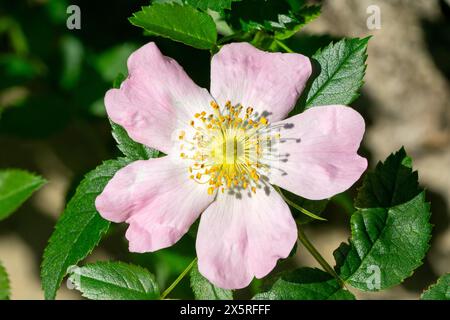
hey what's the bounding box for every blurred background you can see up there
[0,0,448,299]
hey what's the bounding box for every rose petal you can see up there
[196,186,297,289]
[268,105,367,200]
[210,42,311,122]
[95,157,214,252]
[105,42,214,154]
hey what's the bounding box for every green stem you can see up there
[274,186,326,221]
[160,257,197,300]
[251,31,266,48]
[275,39,295,53]
[217,31,247,45]
[297,227,344,287]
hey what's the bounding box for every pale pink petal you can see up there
[105,42,214,154]
[268,105,367,200]
[196,186,297,289]
[210,42,312,122]
[95,157,214,252]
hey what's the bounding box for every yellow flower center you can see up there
[178,100,281,195]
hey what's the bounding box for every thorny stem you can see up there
[297,227,345,287]
[161,257,197,299]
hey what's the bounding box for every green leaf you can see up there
[331,192,355,216]
[186,0,240,11]
[0,261,10,300]
[190,262,233,300]
[253,268,355,300]
[94,43,138,83]
[68,261,159,300]
[305,37,369,109]
[41,158,131,300]
[0,169,46,221]
[110,121,159,161]
[60,35,84,89]
[153,0,242,12]
[355,147,420,209]
[130,3,217,50]
[338,194,431,290]
[226,0,320,40]
[335,148,432,291]
[421,274,450,300]
[113,73,126,89]
[188,0,231,12]
[285,34,338,57]
[274,5,321,40]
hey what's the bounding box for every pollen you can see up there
[179,101,281,195]
[259,117,268,125]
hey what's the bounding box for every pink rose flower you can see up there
[95,42,367,289]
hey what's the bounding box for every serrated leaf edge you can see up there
[0,260,10,300]
[129,3,217,49]
[306,37,370,108]
[420,273,450,300]
[343,193,432,290]
[68,261,160,300]
[40,159,130,299]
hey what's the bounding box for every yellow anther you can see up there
[260,117,268,125]
[182,100,273,195]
